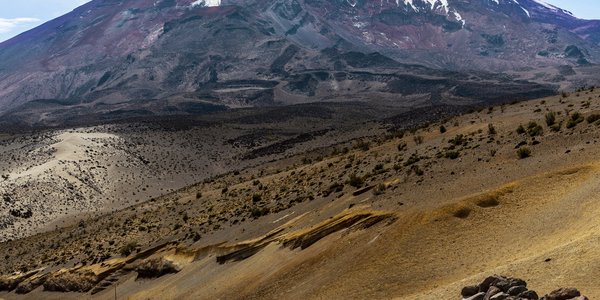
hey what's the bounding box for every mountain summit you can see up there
[0,0,598,126]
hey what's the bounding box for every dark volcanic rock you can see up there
[479,275,504,293]
[519,290,540,300]
[463,285,481,297]
[543,287,581,300]
[465,292,486,300]
[463,276,587,300]
[508,285,529,296]
[484,286,503,300]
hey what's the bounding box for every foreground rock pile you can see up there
[461,275,588,300]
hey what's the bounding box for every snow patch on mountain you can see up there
[399,0,449,13]
[532,0,557,10]
[531,0,574,16]
[191,0,221,7]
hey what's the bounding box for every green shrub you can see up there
[397,142,407,152]
[586,114,600,124]
[411,165,424,176]
[403,152,421,166]
[439,125,447,133]
[517,147,531,159]
[120,242,139,257]
[326,183,344,195]
[449,134,466,146]
[488,124,497,135]
[445,151,460,159]
[545,111,556,126]
[550,122,562,132]
[372,183,387,195]
[516,125,526,134]
[528,124,543,137]
[251,207,270,218]
[354,141,371,151]
[566,112,584,128]
[252,194,262,203]
[413,135,424,145]
[373,164,384,172]
[347,174,364,188]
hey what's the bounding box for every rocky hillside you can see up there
[2,0,600,125]
[2,87,600,299]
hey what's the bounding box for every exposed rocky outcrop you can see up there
[461,275,589,300]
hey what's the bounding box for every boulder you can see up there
[544,288,581,300]
[490,292,510,300]
[507,285,528,296]
[464,292,486,300]
[462,285,481,298]
[479,275,504,293]
[519,290,540,299]
[494,277,527,292]
[484,286,502,300]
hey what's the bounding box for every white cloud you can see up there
[0,17,40,34]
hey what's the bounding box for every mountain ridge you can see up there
[0,0,599,126]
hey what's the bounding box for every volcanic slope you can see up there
[3,88,600,299]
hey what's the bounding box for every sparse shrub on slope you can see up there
[372,183,387,195]
[487,124,496,135]
[449,134,466,146]
[413,135,424,145]
[397,142,407,152]
[410,165,424,176]
[545,111,556,126]
[566,112,584,128]
[354,140,370,151]
[120,242,139,257]
[445,151,460,159]
[527,121,543,137]
[252,194,262,203]
[347,173,364,188]
[404,152,421,166]
[586,114,600,124]
[517,147,531,159]
[251,207,270,219]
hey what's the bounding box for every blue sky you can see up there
[0,0,88,42]
[0,0,599,42]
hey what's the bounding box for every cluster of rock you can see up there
[461,275,588,300]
